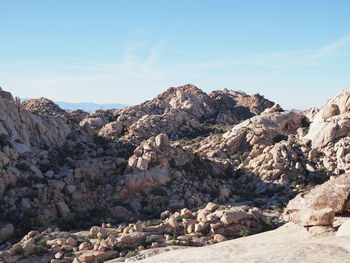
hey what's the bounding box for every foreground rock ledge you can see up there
[136,222,350,263]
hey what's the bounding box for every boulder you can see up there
[56,202,70,217]
[109,206,131,222]
[306,87,350,148]
[0,224,14,241]
[98,121,123,137]
[117,232,146,246]
[288,208,335,226]
[323,104,340,119]
[220,208,250,225]
[286,174,350,214]
[155,133,169,147]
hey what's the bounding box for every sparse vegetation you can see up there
[239,226,251,237]
[125,250,138,259]
[11,244,24,256]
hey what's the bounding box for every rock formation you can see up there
[0,85,350,263]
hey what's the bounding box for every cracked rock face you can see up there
[305,87,350,148]
[286,173,350,214]
[285,173,350,226]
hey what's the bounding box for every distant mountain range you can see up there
[22,98,127,112]
[55,101,127,112]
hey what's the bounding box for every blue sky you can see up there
[1,0,349,109]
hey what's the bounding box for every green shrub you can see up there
[113,244,125,252]
[239,226,251,237]
[302,127,310,137]
[183,236,193,246]
[261,165,272,171]
[33,243,49,255]
[125,250,138,258]
[11,244,25,255]
[145,219,162,227]
[0,133,12,148]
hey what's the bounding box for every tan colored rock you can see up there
[137,157,149,171]
[220,209,250,225]
[288,208,335,226]
[306,87,350,148]
[98,121,123,137]
[213,234,227,243]
[200,111,301,158]
[336,220,350,237]
[137,223,350,263]
[205,203,220,212]
[117,232,146,246]
[134,221,143,232]
[155,133,169,147]
[66,237,77,247]
[323,104,340,119]
[79,242,91,251]
[286,173,350,214]
[168,217,179,229]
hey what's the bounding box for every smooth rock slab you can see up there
[336,219,350,237]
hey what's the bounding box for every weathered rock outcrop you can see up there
[199,110,302,159]
[98,84,275,142]
[2,84,350,263]
[306,87,350,148]
[137,222,350,263]
[117,134,193,199]
[210,89,275,124]
[0,203,269,263]
[0,95,73,152]
[285,173,350,226]
[21,98,68,118]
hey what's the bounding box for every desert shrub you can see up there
[0,133,12,148]
[144,219,162,227]
[11,244,24,255]
[33,243,49,255]
[150,186,167,196]
[261,165,272,171]
[273,134,288,143]
[15,162,31,173]
[93,132,111,149]
[239,226,251,237]
[113,244,125,252]
[76,236,88,245]
[302,127,310,137]
[125,250,138,259]
[182,236,193,246]
[65,251,74,257]
[144,236,157,247]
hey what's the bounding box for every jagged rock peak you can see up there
[21,97,67,118]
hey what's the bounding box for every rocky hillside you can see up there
[0,84,349,263]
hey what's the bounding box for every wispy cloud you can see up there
[182,34,350,70]
[0,34,349,105]
[304,34,350,64]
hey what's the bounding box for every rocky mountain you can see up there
[0,84,349,263]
